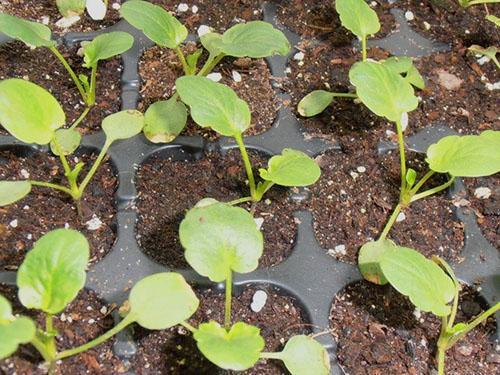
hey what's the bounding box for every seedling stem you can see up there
[176,47,190,75]
[234,133,258,201]
[361,36,367,61]
[224,269,233,329]
[49,46,88,105]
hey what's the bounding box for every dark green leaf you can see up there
[102,110,145,143]
[335,0,380,39]
[0,13,55,48]
[297,90,335,117]
[144,98,187,143]
[0,181,32,207]
[82,31,134,68]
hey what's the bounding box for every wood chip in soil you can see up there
[0,0,122,33]
[0,150,117,271]
[330,281,498,374]
[138,43,279,139]
[0,42,122,135]
[0,284,124,374]
[136,149,300,269]
[308,142,465,264]
[130,286,311,374]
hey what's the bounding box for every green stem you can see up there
[410,177,456,203]
[57,314,135,360]
[260,352,283,360]
[361,36,367,61]
[227,196,254,206]
[49,46,87,103]
[29,180,74,196]
[395,118,407,200]
[465,0,500,7]
[437,318,447,375]
[255,181,275,201]
[77,141,111,199]
[224,270,232,330]
[234,133,257,200]
[30,335,54,363]
[69,107,91,131]
[180,321,198,333]
[410,170,436,195]
[176,47,190,75]
[197,54,225,76]
[87,65,98,106]
[491,55,500,70]
[379,203,402,240]
[332,93,358,99]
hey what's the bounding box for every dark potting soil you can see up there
[130,286,311,374]
[0,150,117,271]
[0,41,122,135]
[0,0,122,33]
[0,284,123,374]
[329,281,498,374]
[309,142,465,264]
[138,44,279,139]
[464,176,500,250]
[148,0,263,33]
[136,149,299,269]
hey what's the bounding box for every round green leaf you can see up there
[194,321,265,371]
[50,128,82,156]
[0,79,66,144]
[358,240,393,285]
[259,149,321,187]
[349,61,419,122]
[82,31,134,68]
[102,110,145,143]
[179,199,263,282]
[120,0,187,48]
[0,13,55,48]
[220,21,290,58]
[335,0,380,39]
[200,32,224,56]
[298,90,335,117]
[0,311,36,359]
[176,76,251,137]
[17,229,90,314]
[426,131,500,177]
[278,335,330,375]
[0,181,32,207]
[144,98,188,143]
[380,246,456,317]
[128,273,199,330]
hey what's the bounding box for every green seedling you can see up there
[57,0,108,20]
[458,0,500,7]
[119,0,290,143]
[0,13,133,129]
[468,45,499,69]
[0,228,199,375]
[370,241,500,375]
[176,76,321,204]
[0,79,144,211]
[485,14,500,26]
[179,199,330,374]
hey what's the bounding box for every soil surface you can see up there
[138,43,279,139]
[0,42,122,135]
[0,0,122,33]
[309,141,465,264]
[0,150,117,271]
[330,281,498,374]
[131,286,311,374]
[0,284,123,374]
[136,149,300,269]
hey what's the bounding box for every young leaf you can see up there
[17,229,90,314]
[259,149,321,187]
[127,273,199,330]
[176,76,251,137]
[0,79,65,144]
[179,199,263,282]
[426,131,500,177]
[358,239,393,285]
[200,32,224,56]
[297,90,335,117]
[0,296,36,359]
[144,98,187,143]
[405,168,417,188]
[119,0,187,49]
[0,13,55,48]
[56,0,86,17]
[194,321,265,371]
[219,21,290,58]
[485,15,500,27]
[382,57,425,90]
[405,65,426,90]
[82,31,134,68]
[380,246,455,316]
[50,128,82,156]
[335,0,380,39]
[0,181,32,207]
[349,61,419,122]
[277,335,330,375]
[186,49,203,75]
[102,110,145,143]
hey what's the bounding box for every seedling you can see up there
[176,76,321,204]
[0,13,133,130]
[458,0,500,7]
[119,0,291,142]
[0,228,199,375]
[0,79,144,212]
[179,199,330,374]
[56,0,108,20]
[468,45,499,69]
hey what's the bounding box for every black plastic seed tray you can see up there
[0,2,498,374]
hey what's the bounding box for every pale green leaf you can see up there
[406,168,417,188]
[0,79,65,144]
[194,321,265,371]
[120,0,187,48]
[176,76,251,137]
[485,15,500,27]
[82,31,134,68]
[382,57,425,90]
[17,229,89,314]
[50,128,81,156]
[0,181,32,207]
[102,110,145,143]
[259,149,321,187]
[0,13,55,48]
[56,0,86,17]
[278,336,330,375]
[179,199,263,282]
[200,32,224,56]
[335,0,380,39]
[358,239,393,285]
[0,296,35,359]
[426,131,500,177]
[298,90,335,117]
[144,98,187,143]
[128,273,199,330]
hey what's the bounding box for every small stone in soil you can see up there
[474,187,492,199]
[250,290,268,313]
